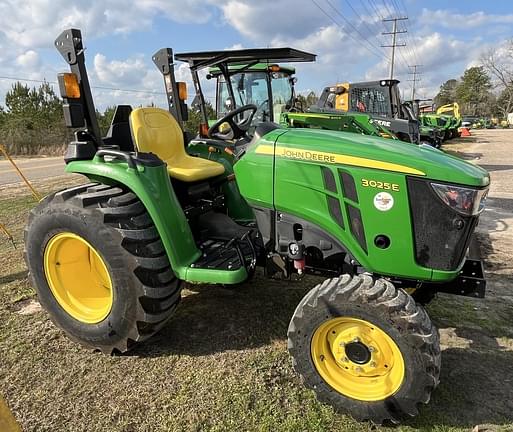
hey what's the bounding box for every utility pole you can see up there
[381,17,408,80]
[408,64,423,101]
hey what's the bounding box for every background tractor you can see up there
[436,102,462,137]
[315,80,444,148]
[417,102,461,141]
[25,29,490,424]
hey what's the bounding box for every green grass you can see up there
[1,184,513,431]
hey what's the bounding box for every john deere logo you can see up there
[279,148,336,163]
[374,119,391,128]
[373,192,394,211]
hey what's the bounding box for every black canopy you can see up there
[174,47,316,70]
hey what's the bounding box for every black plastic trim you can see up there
[321,166,337,193]
[327,196,344,229]
[339,170,358,203]
[346,203,367,253]
[407,177,478,271]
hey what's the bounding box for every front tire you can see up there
[287,274,440,424]
[24,183,181,354]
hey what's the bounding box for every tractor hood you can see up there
[267,128,489,187]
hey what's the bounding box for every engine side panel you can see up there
[271,146,432,279]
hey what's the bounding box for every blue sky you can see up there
[0,0,512,110]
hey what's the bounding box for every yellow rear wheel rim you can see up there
[43,232,113,324]
[311,317,405,401]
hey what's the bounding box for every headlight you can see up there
[431,183,488,216]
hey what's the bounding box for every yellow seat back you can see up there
[130,107,185,162]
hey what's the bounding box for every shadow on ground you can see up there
[127,270,513,429]
[131,273,312,357]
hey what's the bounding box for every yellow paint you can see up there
[255,144,425,176]
[130,107,224,182]
[436,102,460,119]
[334,83,350,111]
[0,396,21,432]
[44,232,113,324]
[311,317,405,401]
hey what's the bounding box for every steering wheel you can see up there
[208,104,257,140]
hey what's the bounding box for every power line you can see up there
[379,1,413,73]
[387,0,420,67]
[381,17,408,80]
[341,0,384,51]
[324,0,390,60]
[0,75,166,96]
[407,64,423,101]
[310,0,389,62]
[0,75,218,102]
[380,0,394,17]
[367,0,406,68]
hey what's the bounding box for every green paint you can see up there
[186,266,247,284]
[187,140,255,222]
[235,127,489,281]
[66,158,247,284]
[273,128,489,186]
[234,129,288,208]
[66,121,488,285]
[280,111,397,140]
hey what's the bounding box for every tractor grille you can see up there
[407,177,478,271]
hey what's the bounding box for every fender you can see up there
[66,156,201,280]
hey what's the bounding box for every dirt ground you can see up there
[0,131,513,432]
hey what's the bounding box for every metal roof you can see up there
[174,47,316,70]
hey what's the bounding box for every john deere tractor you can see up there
[437,103,462,138]
[314,80,445,148]
[205,56,398,141]
[25,29,490,424]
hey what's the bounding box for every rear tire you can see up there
[288,274,441,424]
[24,183,181,354]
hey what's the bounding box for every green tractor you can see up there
[420,103,462,141]
[406,99,445,148]
[437,103,462,138]
[314,80,443,148]
[25,29,490,424]
[205,56,399,141]
[421,113,451,139]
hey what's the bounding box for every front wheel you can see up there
[287,274,441,424]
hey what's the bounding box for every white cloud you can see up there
[420,8,513,30]
[0,1,504,111]
[88,53,166,109]
[16,50,40,68]
[225,43,245,50]
[94,54,150,87]
[217,0,327,43]
[364,32,479,99]
[0,0,213,50]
